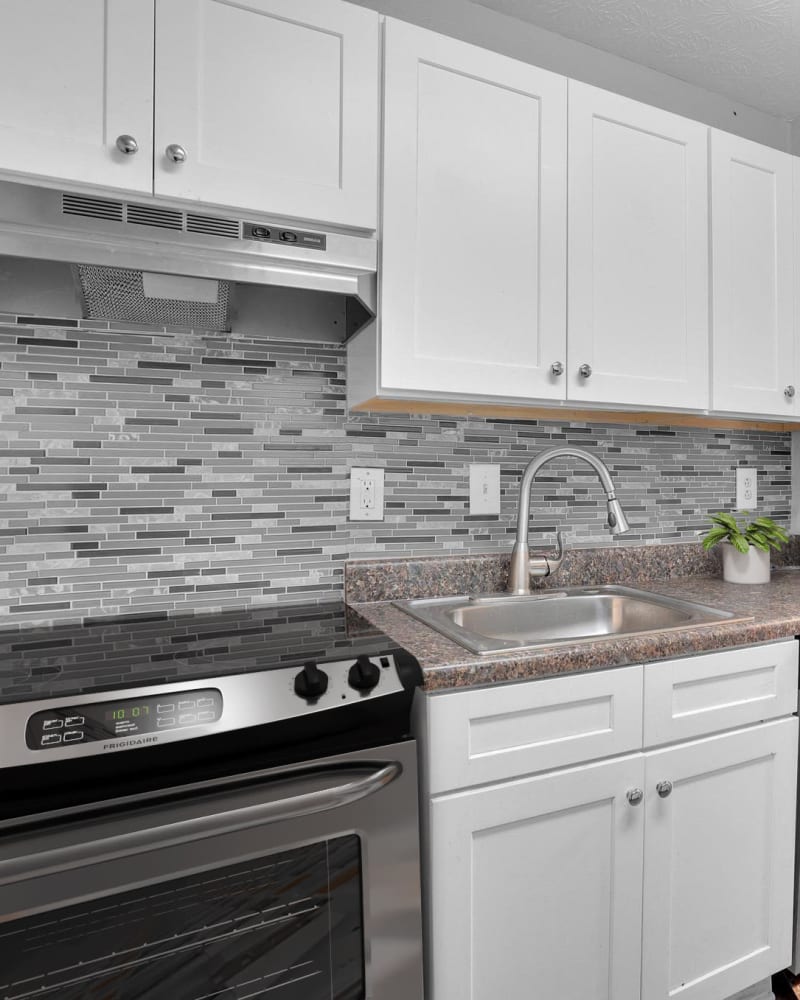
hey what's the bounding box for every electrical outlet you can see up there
[735,467,757,511]
[469,464,501,515]
[350,468,384,521]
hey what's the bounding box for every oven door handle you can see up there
[0,760,402,885]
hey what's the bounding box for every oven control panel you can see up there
[25,689,223,750]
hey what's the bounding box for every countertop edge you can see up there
[349,573,800,692]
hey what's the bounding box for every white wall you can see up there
[350,0,792,152]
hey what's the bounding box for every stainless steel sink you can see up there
[396,586,749,655]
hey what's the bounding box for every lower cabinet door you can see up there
[427,755,645,1000]
[642,717,799,1000]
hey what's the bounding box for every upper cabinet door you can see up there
[711,131,795,417]
[379,19,568,402]
[0,0,154,194]
[153,0,379,229]
[568,82,709,410]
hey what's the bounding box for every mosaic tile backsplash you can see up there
[0,320,792,631]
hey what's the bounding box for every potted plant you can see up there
[701,512,789,584]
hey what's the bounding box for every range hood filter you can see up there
[74,264,232,331]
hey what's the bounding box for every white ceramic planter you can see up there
[720,542,771,584]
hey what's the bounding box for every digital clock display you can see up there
[106,705,150,722]
[26,688,223,750]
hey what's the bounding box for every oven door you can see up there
[0,741,422,1000]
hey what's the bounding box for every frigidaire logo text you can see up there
[103,736,160,751]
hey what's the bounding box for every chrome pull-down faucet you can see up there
[508,447,631,595]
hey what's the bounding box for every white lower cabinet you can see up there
[428,755,645,1000]
[420,643,799,1000]
[642,719,798,1000]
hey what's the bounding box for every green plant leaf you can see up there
[701,527,729,550]
[731,533,750,554]
[710,512,740,531]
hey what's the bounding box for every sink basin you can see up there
[396,585,749,655]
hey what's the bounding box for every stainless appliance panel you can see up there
[0,741,422,1000]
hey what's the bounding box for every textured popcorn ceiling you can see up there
[472,0,800,119]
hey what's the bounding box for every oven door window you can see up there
[0,834,364,1000]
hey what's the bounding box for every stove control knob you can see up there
[348,655,381,692]
[294,661,328,700]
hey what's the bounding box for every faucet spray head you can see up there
[606,496,631,534]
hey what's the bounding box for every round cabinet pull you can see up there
[115,134,138,156]
[578,363,593,379]
[626,788,643,806]
[785,385,796,399]
[656,780,673,798]
[165,143,187,164]
[550,362,564,377]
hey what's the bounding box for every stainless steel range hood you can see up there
[0,181,377,334]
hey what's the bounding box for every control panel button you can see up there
[179,713,197,725]
[41,733,62,746]
[294,661,329,700]
[280,230,298,243]
[197,710,215,722]
[348,655,381,692]
[157,717,176,728]
[178,700,196,711]
[157,703,175,714]
[42,718,63,731]
[197,697,214,708]
[65,715,85,727]
[63,730,84,743]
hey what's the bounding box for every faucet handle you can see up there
[544,531,566,576]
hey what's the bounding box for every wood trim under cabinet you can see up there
[351,397,800,432]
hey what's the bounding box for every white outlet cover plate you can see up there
[735,467,757,511]
[350,467,384,521]
[469,464,501,515]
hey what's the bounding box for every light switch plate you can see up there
[469,464,501,515]
[350,467,384,521]
[736,467,757,511]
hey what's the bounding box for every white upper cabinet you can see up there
[711,131,795,417]
[0,0,154,193]
[153,0,379,228]
[568,82,710,411]
[379,18,568,401]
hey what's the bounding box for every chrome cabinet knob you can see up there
[578,363,593,379]
[626,788,643,806]
[165,143,187,163]
[550,362,564,376]
[656,780,673,798]
[785,385,796,399]
[115,134,138,155]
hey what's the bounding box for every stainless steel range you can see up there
[0,603,424,1000]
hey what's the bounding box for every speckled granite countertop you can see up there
[349,561,800,692]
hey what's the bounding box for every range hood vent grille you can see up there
[186,213,240,239]
[60,195,240,239]
[62,193,124,223]
[127,203,183,231]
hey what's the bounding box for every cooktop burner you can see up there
[0,601,385,705]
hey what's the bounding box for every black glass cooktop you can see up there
[0,602,386,706]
